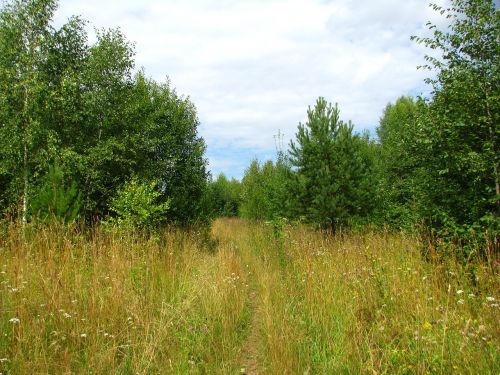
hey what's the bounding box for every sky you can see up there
[53,0,451,180]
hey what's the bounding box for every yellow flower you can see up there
[422,321,432,330]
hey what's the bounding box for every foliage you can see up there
[289,97,377,230]
[207,173,241,217]
[128,74,209,225]
[0,0,59,223]
[240,157,291,221]
[29,164,81,223]
[0,0,209,225]
[106,178,170,230]
[376,96,421,228]
[409,0,499,247]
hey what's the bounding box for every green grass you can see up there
[0,219,498,373]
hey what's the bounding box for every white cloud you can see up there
[53,0,450,177]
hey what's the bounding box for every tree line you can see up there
[0,0,498,253]
[0,0,208,226]
[208,0,499,253]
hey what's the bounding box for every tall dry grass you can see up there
[241,220,500,374]
[0,218,498,374]
[0,222,249,373]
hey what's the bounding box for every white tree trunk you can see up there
[22,141,28,226]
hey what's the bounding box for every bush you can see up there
[106,178,170,230]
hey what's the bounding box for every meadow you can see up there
[0,218,498,374]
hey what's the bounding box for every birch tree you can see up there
[0,0,57,223]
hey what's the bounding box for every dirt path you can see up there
[239,289,261,374]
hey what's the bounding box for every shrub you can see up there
[106,178,170,229]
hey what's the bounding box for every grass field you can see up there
[1,218,498,374]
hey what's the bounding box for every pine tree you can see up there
[289,97,375,230]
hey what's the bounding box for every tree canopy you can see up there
[0,0,208,225]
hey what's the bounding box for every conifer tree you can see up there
[289,97,375,230]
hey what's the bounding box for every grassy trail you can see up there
[1,218,499,373]
[212,218,499,374]
[211,219,263,374]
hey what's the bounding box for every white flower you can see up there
[486,297,495,302]
[80,333,87,338]
[63,312,72,319]
[9,317,20,324]
[0,358,8,363]
[468,293,475,299]
[457,299,464,304]
[456,290,464,295]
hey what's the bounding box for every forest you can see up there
[0,0,498,373]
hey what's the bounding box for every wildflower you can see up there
[468,293,475,299]
[486,297,495,302]
[456,290,464,295]
[0,358,8,363]
[63,312,72,319]
[457,299,464,305]
[422,321,432,330]
[9,317,20,324]
[80,333,87,338]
